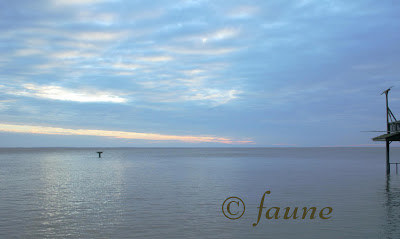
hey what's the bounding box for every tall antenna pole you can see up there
[386,91,389,133]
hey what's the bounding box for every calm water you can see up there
[0,147,399,238]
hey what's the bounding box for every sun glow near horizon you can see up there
[0,123,253,144]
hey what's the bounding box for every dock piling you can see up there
[372,87,400,174]
[386,140,390,174]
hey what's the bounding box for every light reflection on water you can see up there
[0,148,399,238]
[383,174,400,239]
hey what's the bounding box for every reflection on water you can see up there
[37,152,125,237]
[0,148,400,238]
[384,175,400,239]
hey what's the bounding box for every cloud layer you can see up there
[1,0,400,146]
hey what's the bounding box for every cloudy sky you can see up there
[0,0,399,147]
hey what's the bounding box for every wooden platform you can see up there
[372,132,400,141]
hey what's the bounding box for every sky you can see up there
[0,0,400,147]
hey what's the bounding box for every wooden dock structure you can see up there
[372,87,400,174]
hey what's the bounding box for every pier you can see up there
[372,87,400,174]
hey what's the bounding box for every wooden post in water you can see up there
[383,88,391,174]
[386,140,390,174]
[97,152,103,158]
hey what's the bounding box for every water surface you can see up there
[0,147,399,238]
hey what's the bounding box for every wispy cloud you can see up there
[201,28,241,43]
[112,63,142,71]
[160,46,239,55]
[137,56,173,62]
[10,84,128,103]
[227,6,258,19]
[184,89,240,106]
[0,123,251,144]
[0,100,15,110]
[14,49,43,56]
[73,31,127,42]
[51,0,110,6]
[75,11,117,25]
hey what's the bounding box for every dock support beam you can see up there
[386,140,390,174]
[384,88,391,174]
